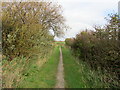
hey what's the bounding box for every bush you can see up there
[65,14,120,87]
[2,2,66,60]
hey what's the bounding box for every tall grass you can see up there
[62,47,110,88]
[2,45,53,88]
[18,46,60,88]
[2,56,31,88]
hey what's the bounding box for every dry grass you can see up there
[2,57,30,88]
[2,45,54,88]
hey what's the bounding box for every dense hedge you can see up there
[65,14,120,87]
[2,2,66,60]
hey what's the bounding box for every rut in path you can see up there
[55,47,65,88]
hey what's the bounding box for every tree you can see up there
[2,2,66,60]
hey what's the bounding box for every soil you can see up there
[55,47,65,88]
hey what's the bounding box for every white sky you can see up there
[54,0,120,41]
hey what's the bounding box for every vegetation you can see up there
[2,56,33,88]
[18,46,60,88]
[2,2,66,88]
[2,2,66,60]
[2,1,120,89]
[62,46,109,88]
[65,13,120,88]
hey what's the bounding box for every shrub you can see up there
[66,14,120,87]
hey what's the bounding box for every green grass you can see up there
[18,46,60,88]
[62,47,109,88]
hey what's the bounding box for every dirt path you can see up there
[55,47,65,88]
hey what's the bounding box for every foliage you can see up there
[2,56,31,88]
[62,47,109,88]
[65,13,120,88]
[18,46,59,88]
[2,42,53,88]
[2,2,66,88]
[65,38,74,47]
[2,2,66,60]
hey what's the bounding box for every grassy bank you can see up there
[62,47,109,88]
[2,56,32,88]
[18,46,60,88]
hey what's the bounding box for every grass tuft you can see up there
[62,47,109,88]
[18,46,60,88]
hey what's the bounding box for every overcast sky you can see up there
[53,0,120,41]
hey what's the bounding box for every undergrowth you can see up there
[62,46,110,88]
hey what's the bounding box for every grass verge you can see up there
[2,56,32,88]
[62,47,109,88]
[18,46,60,88]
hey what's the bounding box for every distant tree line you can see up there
[65,14,120,88]
[2,2,66,60]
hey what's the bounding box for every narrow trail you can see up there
[55,47,65,88]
